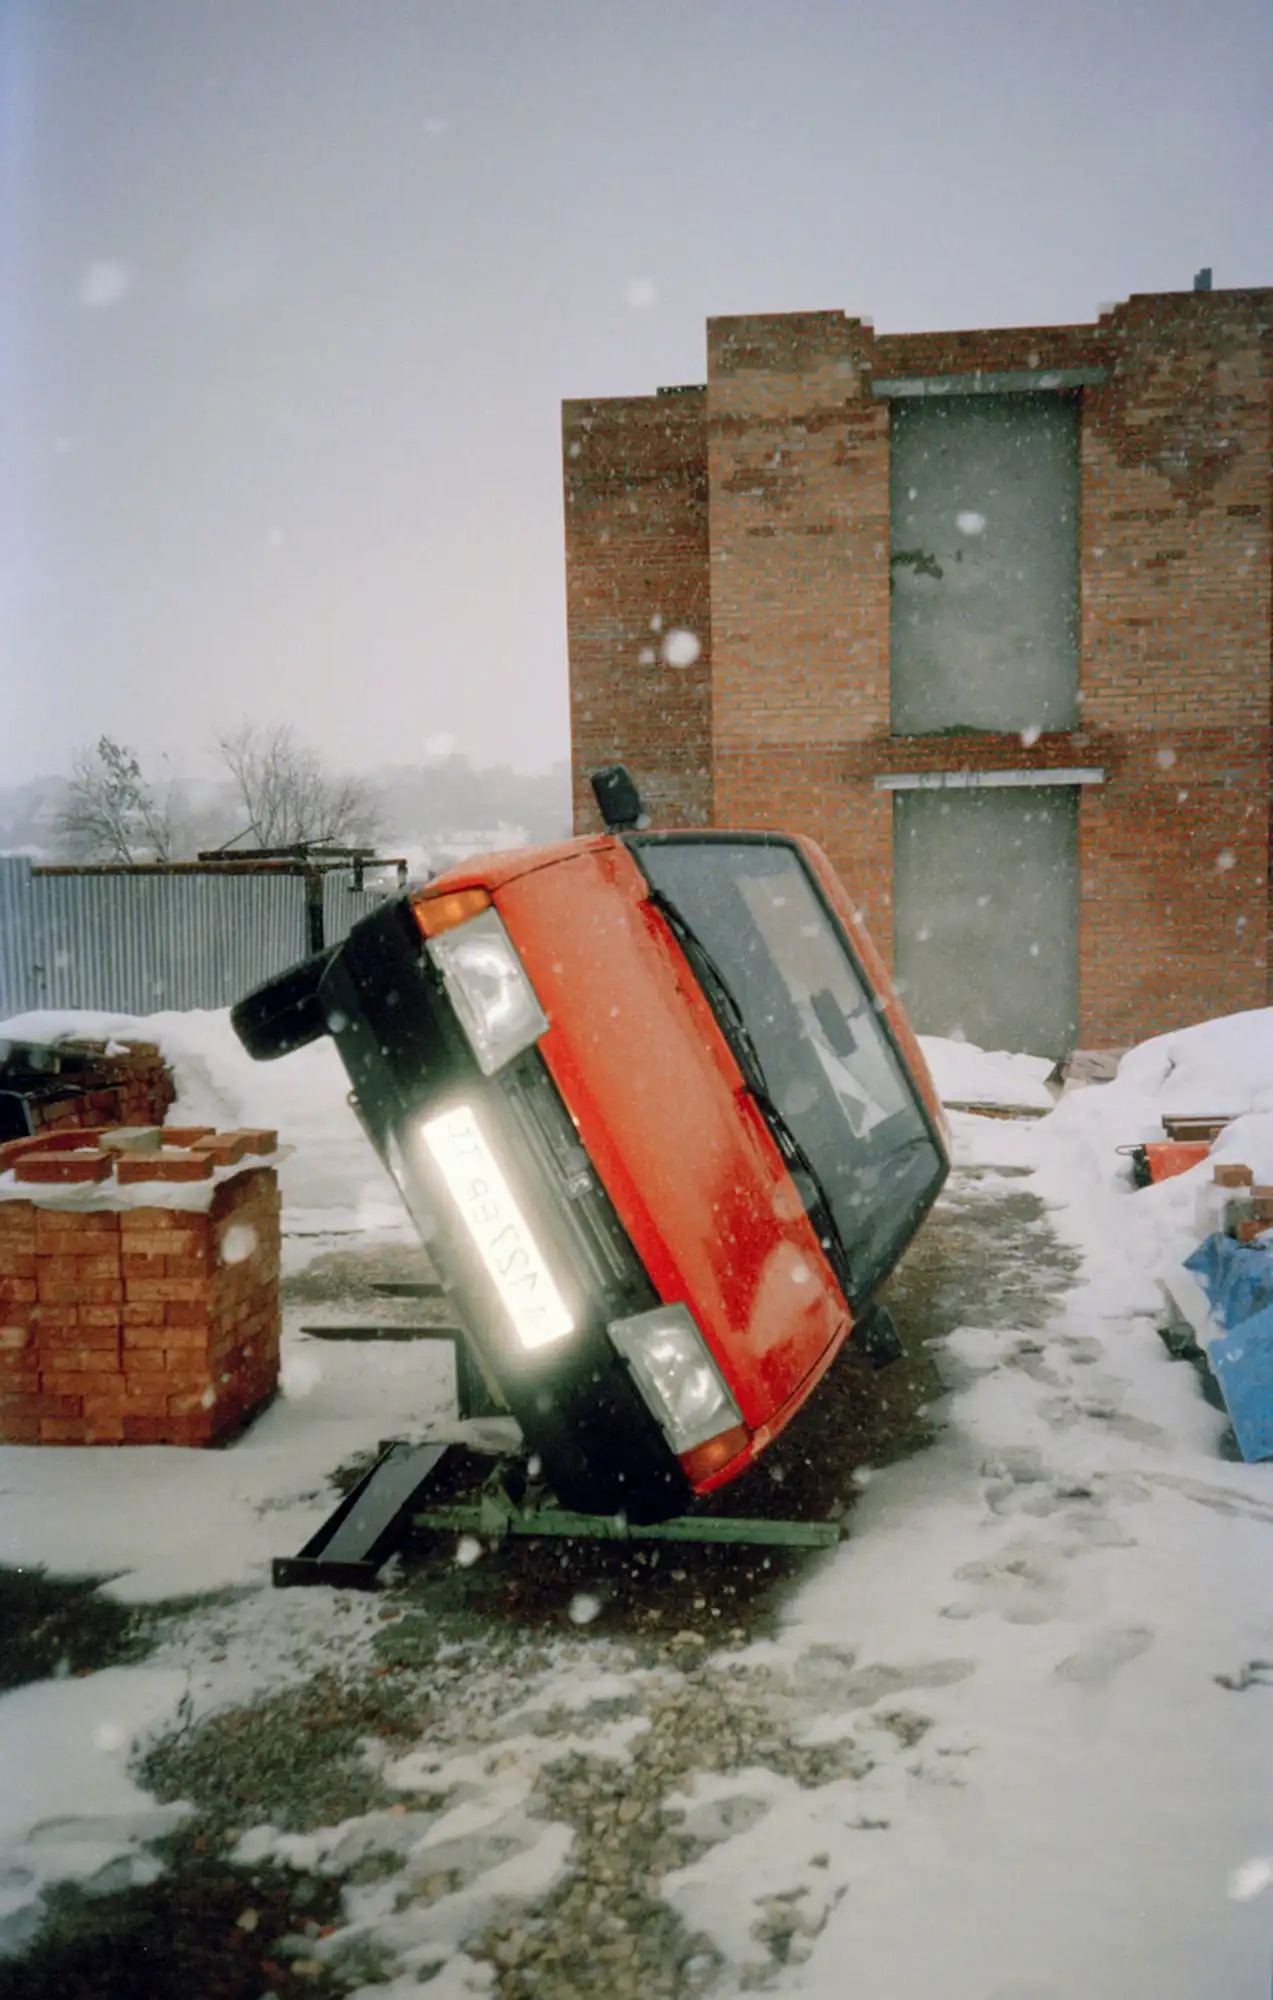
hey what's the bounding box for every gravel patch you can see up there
[482,1661,871,2000]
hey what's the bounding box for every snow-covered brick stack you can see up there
[0,1134,281,1447]
[25,1037,176,1134]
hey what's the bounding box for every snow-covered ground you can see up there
[918,1032,1056,1111]
[2,1006,1273,1994]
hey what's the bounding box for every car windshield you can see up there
[633,837,944,1299]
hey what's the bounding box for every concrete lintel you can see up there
[872,768,1105,792]
[871,367,1107,399]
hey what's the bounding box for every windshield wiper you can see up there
[645,886,856,1298]
[746,1082,857,1301]
[645,887,769,1094]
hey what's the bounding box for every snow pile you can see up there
[918,1033,1055,1110]
[1120,1009,1273,1118]
[1038,1006,1273,1164]
[0,1669,192,1955]
[1031,1006,1273,1315]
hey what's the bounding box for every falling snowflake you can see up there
[280,1349,323,1400]
[220,1223,258,1266]
[662,628,701,669]
[78,260,134,308]
[1228,1857,1273,1903]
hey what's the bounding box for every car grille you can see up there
[497,1052,653,1315]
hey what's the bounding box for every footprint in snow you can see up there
[1054,1625,1154,1685]
[949,1543,1066,1626]
[792,1653,976,1707]
[1215,1660,1273,1692]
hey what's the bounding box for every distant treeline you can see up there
[0,755,572,863]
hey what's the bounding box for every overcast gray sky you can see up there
[1,0,1269,788]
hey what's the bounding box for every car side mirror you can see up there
[590,764,649,831]
[811,987,858,1058]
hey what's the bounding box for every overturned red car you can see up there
[233,771,948,1525]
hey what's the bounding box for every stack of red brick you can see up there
[26,1038,176,1136]
[0,1129,281,1447]
[0,1125,277,1185]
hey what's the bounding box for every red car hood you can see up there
[495,843,846,1431]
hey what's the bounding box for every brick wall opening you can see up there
[893,783,1080,1056]
[889,391,1080,735]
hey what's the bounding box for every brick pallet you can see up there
[0,1130,282,1447]
[25,1038,176,1135]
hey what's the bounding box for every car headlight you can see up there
[426,908,549,1075]
[607,1304,741,1454]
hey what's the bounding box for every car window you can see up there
[634,838,944,1297]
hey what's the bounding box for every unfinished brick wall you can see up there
[0,1138,281,1446]
[705,310,894,940]
[1077,291,1272,1042]
[564,388,714,832]
[565,286,1273,1047]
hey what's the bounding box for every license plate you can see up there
[421,1104,574,1351]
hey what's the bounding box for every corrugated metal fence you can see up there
[322,870,393,954]
[0,858,392,1019]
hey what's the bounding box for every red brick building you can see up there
[563,287,1272,1056]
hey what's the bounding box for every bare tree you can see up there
[216,723,382,850]
[56,736,173,862]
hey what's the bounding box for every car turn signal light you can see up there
[410,887,492,939]
[679,1423,749,1486]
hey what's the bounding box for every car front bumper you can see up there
[318,896,697,1522]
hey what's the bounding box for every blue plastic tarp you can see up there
[1207,1315,1273,1463]
[1183,1234,1273,1461]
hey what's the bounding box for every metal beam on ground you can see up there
[412,1498,842,1550]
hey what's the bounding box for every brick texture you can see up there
[565,388,714,832]
[26,1041,176,1135]
[0,1139,281,1447]
[564,287,1273,1047]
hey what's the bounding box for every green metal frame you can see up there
[412,1483,841,1550]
